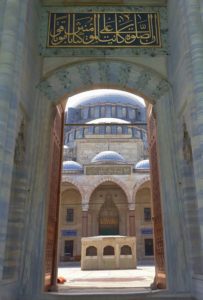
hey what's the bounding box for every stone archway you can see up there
[39,59,169,105]
[37,59,189,293]
[60,184,83,262]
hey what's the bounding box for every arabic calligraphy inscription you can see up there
[48,12,161,48]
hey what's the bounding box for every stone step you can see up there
[39,291,195,300]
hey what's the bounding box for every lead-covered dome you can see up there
[91,151,126,164]
[63,161,83,173]
[67,89,145,108]
[87,118,130,124]
[65,89,146,124]
[135,159,150,171]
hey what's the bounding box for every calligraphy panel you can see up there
[85,165,131,175]
[48,12,161,48]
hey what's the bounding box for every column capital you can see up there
[82,203,89,211]
[128,203,135,211]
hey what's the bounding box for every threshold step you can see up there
[39,291,195,300]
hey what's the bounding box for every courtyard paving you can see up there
[57,262,155,292]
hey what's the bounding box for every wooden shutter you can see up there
[44,105,64,291]
[147,107,166,289]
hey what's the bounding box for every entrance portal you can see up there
[40,55,179,290]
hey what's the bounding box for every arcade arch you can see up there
[88,181,129,237]
[134,180,154,263]
[59,183,82,261]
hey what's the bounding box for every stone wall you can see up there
[0,0,42,299]
[168,1,203,299]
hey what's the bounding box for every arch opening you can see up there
[43,61,168,292]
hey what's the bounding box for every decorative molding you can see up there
[39,60,169,105]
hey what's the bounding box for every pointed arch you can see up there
[86,176,131,205]
[62,176,85,200]
[132,175,151,204]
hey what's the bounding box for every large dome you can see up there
[67,89,145,108]
[86,118,130,124]
[91,151,126,164]
[63,161,83,173]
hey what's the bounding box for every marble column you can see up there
[128,203,135,236]
[82,211,89,237]
[128,210,136,236]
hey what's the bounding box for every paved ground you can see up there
[57,262,155,292]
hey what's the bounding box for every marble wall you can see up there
[168,1,203,299]
[0,0,42,299]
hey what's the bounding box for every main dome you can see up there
[86,118,130,124]
[91,151,126,164]
[67,89,145,108]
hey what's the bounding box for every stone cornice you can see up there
[42,0,167,7]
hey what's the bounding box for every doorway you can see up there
[44,88,166,292]
[41,59,176,294]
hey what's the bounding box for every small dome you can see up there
[63,161,83,172]
[91,151,126,164]
[135,159,150,171]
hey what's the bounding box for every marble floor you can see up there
[57,262,155,293]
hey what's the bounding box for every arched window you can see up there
[117,126,122,134]
[81,108,89,120]
[117,106,122,118]
[90,107,95,118]
[128,127,132,135]
[94,107,100,118]
[120,245,132,255]
[112,106,116,117]
[101,106,105,117]
[106,106,111,117]
[122,107,126,118]
[86,246,97,256]
[94,126,100,134]
[106,126,111,134]
[103,246,115,256]
[128,108,136,120]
